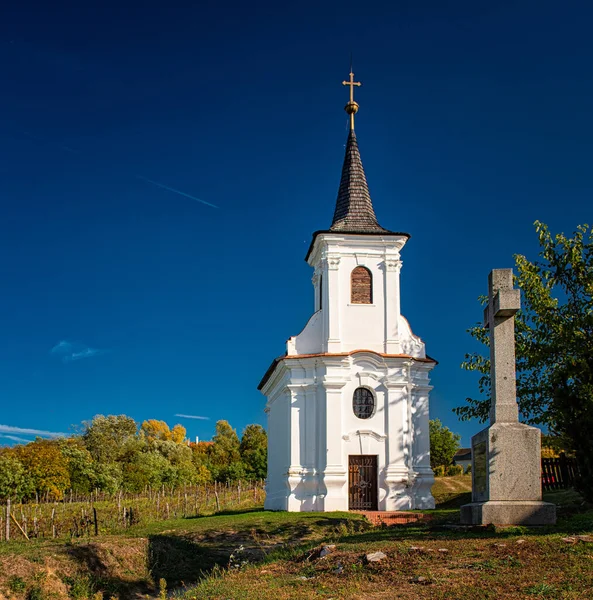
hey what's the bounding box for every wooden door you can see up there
[348,455,378,510]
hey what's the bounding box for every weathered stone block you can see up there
[471,423,542,503]
[494,289,521,317]
[460,501,557,526]
[463,422,556,525]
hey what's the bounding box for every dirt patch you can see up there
[0,538,151,600]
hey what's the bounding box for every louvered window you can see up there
[351,266,372,304]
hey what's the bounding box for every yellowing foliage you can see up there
[140,420,186,444]
[541,447,560,458]
[14,439,70,500]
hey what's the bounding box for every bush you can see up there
[8,576,27,593]
[433,465,446,477]
[465,464,472,475]
[26,586,46,600]
[446,464,464,476]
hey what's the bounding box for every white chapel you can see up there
[259,71,436,512]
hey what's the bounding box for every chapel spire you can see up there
[330,70,388,234]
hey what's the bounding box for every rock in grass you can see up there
[365,551,387,563]
[437,548,449,554]
[409,546,425,553]
[319,544,336,558]
[410,576,431,585]
[576,535,593,543]
[562,537,577,544]
[516,539,526,545]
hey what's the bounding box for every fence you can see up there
[0,480,265,542]
[541,453,579,491]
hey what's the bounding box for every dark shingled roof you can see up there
[304,125,410,262]
[330,129,388,233]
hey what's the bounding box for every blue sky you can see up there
[0,1,591,447]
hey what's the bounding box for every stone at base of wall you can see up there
[460,500,556,526]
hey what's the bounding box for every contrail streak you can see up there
[136,176,218,209]
[17,130,218,210]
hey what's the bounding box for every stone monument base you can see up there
[460,500,557,526]
[460,422,557,526]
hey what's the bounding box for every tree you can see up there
[0,452,32,500]
[14,440,70,500]
[210,420,244,482]
[58,438,97,494]
[123,451,174,492]
[140,420,187,444]
[153,440,197,486]
[456,222,593,500]
[429,419,461,470]
[83,415,138,463]
[239,424,267,480]
[190,441,214,482]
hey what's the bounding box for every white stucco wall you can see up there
[263,232,436,513]
[287,233,425,357]
[263,353,435,512]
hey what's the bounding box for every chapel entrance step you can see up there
[353,511,427,526]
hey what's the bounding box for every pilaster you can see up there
[384,256,402,354]
[410,373,436,509]
[325,254,341,352]
[320,380,348,511]
[383,379,412,510]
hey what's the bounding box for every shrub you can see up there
[64,575,95,599]
[26,586,46,600]
[8,576,27,593]
[466,464,472,475]
[446,464,464,476]
[433,465,445,477]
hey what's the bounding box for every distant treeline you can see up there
[0,416,267,501]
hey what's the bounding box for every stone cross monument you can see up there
[460,269,556,525]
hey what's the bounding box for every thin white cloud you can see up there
[51,340,107,363]
[174,414,210,421]
[0,424,65,438]
[0,434,33,443]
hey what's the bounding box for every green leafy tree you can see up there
[82,414,138,463]
[210,420,244,482]
[58,438,97,494]
[153,440,197,486]
[456,222,593,500]
[0,453,32,500]
[239,424,267,480]
[93,462,123,494]
[429,419,461,470]
[123,451,175,492]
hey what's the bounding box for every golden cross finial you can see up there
[342,69,361,130]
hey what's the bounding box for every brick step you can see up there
[352,511,427,526]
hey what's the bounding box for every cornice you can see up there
[258,350,436,391]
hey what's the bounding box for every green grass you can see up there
[431,474,473,507]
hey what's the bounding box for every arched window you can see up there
[353,387,375,419]
[351,266,372,304]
